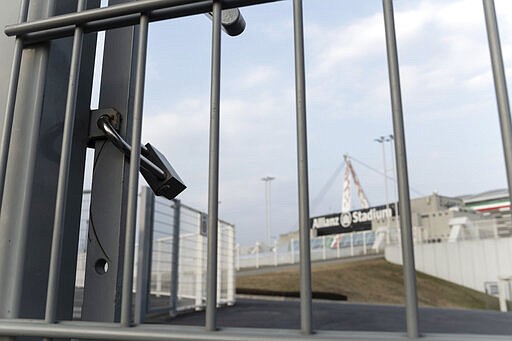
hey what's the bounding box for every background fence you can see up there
[148,193,235,314]
[74,188,236,320]
[237,215,509,271]
[237,230,379,269]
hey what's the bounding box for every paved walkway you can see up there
[156,298,512,336]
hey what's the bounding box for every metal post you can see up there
[156,240,162,296]
[120,13,149,327]
[274,239,278,266]
[375,136,390,223]
[363,232,367,255]
[336,237,340,258]
[170,199,181,316]
[49,0,102,324]
[0,30,50,321]
[82,0,141,323]
[235,243,240,271]
[382,0,419,337]
[135,187,155,324]
[498,279,509,312]
[293,0,312,335]
[388,135,400,233]
[483,0,512,217]
[45,0,86,328]
[290,239,295,264]
[322,236,326,260]
[216,229,222,307]
[376,135,393,243]
[205,0,222,332]
[0,0,29,209]
[227,225,235,305]
[262,176,275,244]
[350,232,354,256]
[195,220,204,309]
[255,242,260,269]
[0,0,95,325]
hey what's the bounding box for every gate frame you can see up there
[0,0,511,340]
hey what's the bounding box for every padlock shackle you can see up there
[97,115,166,180]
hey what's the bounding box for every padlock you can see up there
[91,109,186,200]
[140,143,186,200]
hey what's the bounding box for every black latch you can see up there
[90,108,186,200]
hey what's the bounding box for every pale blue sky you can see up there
[89,0,512,245]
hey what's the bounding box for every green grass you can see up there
[237,258,500,310]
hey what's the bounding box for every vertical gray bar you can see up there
[0,0,98,331]
[45,0,86,326]
[483,0,512,211]
[121,13,149,327]
[0,0,54,324]
[82,0,139,323]
[134,187,155,325]
[206,0,222,332]
[170,199,181,316]
[0,44,49,317]
[292,0,312,335]
[0,0,29,210]
[382,0,419,338]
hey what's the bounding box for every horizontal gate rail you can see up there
[5,0,283,44]
[0,319,510,341]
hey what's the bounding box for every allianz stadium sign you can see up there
[310,204,396,236]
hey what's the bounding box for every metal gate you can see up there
[0,0,511,340]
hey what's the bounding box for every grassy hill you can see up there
[237,257,499,310]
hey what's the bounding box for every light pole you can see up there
[375,136,392,239]
[262,176,275,245]
[387,135,400,233]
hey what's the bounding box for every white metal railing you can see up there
[237,215,508,270]
[149,196,235,311]
[237,230,379,270]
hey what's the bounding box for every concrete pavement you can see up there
[156,298,512,336]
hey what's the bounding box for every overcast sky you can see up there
[87,0,512,245]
